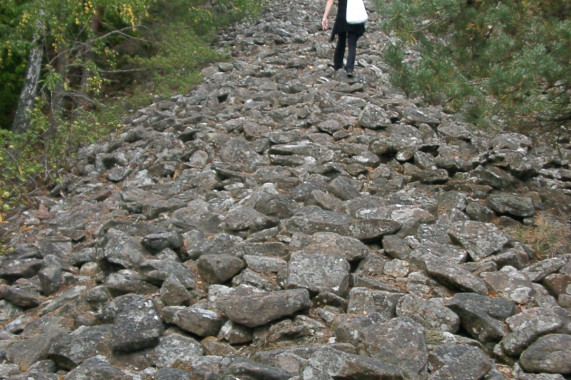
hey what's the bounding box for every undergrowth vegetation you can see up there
[509,212,571,261]
[0,0,264,221]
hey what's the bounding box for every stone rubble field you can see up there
[0,0,570,379]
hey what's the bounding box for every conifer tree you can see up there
[376,0,570,132]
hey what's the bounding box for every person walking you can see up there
[322,0,366,77]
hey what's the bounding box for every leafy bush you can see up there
[375,0,571,133]
[0,0,265,220]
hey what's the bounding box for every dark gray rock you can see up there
[421,255,489,295]
[105,270,159,296]
[481,266,534,304]
[0,285,41,309]
[160,275,192,306]
[141,231,183,253]
[154,367,191,380]
[359,317,428,379]
[306,347,403,379]
[217,286,312,328]
[519,334,571,374]
[285,251,350,295]
[48,325,114,369]
[486,193,535,218]
[146,333,203,368]
[347,288,404,321]
[428,344,494,380]
[63,355,126,380]
[103,228,149,269]
[359,104,392,129]
[103,294,163,352]
[138,258,196,288]
[396,294,460,333]
[448,220,510,261]
[170,306,226,337]
[224,206,279,233]
[197,254,245,284]
[446,293,513,346]
[501,307,564,356]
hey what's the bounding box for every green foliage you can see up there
[0,0,264,217]
[376,0,571,132]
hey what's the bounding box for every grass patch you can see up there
[509,211,571,261]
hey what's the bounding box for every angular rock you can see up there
[306,347,403,379]
[448,220,510,261]
[103,294,163,352]
[428,344,494,380]
[446,294,512,345]
[48,325,114,369]
[197,254,245,284]
[217,286,312,328]
[63,355,125,380]
[146,333,203,368]
[519,334,571,374]
[486,193,535,218]
[171,307,226,337]
[422,255,489,295]
[103,228,149,268]
[359,317,428,379]
[481,266,534,304]
[347,288,404,321]
[501,307,564,356]
[286,251,350,295]
[396,294,460,333]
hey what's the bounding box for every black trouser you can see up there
[334,32,359,72]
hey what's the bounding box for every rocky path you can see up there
[1,0,570,379]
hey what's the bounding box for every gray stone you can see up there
[154,367,191,380]
[197,254,245,284]
[171,307,226,337]
[519,334,571,374]
[48,325,113,369]
[218,320,254,344]
[446,294,512,345]
[396,294,460,333]
[347,288,404,321]
[0,285,41,309]
[0,299,23,321]
[286,252,350,295]
[217,286,312,328]
[358,104,392,129]
[486,193,535,218]
[501,307,564,356]
[141,231,183,253]
[147,333,203,368]
[422,255,489,295]
[105,270,159,296]
[103,294,163,352]
[481,266,534,304]
[103,228,149,268]
[63,355,125,380]
[160,275,192,306]
[306,348,403,379]
[138,258,196,288]
[224,206,279,233]
[359,317,428,379]
[244,255,287,273]
[428,344,494,380]
[448,220,510,261]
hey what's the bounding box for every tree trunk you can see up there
[80,7,104,98]
[12,23,44,134]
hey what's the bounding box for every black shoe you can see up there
[346,70,354,78]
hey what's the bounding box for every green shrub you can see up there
[376,0,571,133]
